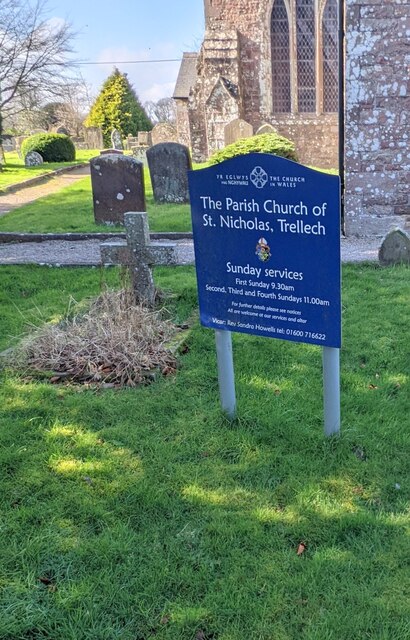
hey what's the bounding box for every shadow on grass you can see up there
[1,327,408,639]
[0,263,409,639]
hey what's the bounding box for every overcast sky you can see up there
[48,0,205,102]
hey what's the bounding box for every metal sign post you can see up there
[215,330,236,418]
[322,346,341,436]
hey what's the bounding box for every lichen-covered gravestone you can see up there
[150,123,178,146]
[111,129,123,151]
[379,229,410,265]
[146,142,192,204]
[84,126,103,150]
[90,154,146,225]
[256,123,277,135]
[25,151,44,166]
[132,147,148,167]
[224,118,253,146]
[137,131,152,146]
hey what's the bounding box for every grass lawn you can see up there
[0,263,409,639]
[0,150,100,192]
[0,159,335,235]
[0,169,192,234]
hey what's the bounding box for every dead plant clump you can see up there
[10,289,179,387]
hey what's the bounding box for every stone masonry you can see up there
[176,0,339,168]
[344,0,410,236]
[174,0,409,236]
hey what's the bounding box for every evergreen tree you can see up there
[85,68,152,146]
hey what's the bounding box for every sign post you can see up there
[323,347,341,436]
[215,330,236,418]
[188,154,341,436]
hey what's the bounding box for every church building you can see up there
[174,0,409,236]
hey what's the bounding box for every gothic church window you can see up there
[271,0,291,112]
[296,0,316,112]
[322,0,338,112]
[271,0,338,114]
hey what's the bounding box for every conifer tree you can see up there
[85,68,152,146]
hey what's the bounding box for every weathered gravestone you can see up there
[151,122,178,146]
[54,124,70,136]
[132,147,148,166]
[84,126,103,150]
[100,212,176,305]
[90,154,145,225]
[138,131,152,146]
[224,118,253,146]
[256,123,277,135]
[1,135,15,151]
[71,137,87,150]
[111,129,123,150]
[25,151,44,166]
[147,142,192,204]
[125,135,138,150]
[379,229,410,265]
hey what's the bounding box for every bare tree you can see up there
[4,73,92,135]
[0,0,76,122]
[144,97,176,125]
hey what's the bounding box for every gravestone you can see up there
[147,142,192,203]
[138,131,152,146]
[256,123,277,135]
[111,129,123,150]
[224,118,253,146]
[72,137,87,150]
[125,135,138,149]
[132,146,148,166]
[25,151,44,166]
[54,124,70,136]
[1,135,16,151]
[379,229,410,265]
[100,212,176,304]
[151,122,178,146]
[90,154,145,225]
[84,126,103,150]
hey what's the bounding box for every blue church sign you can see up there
[188,154,341,348]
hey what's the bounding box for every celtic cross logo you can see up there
[250,166,268,189]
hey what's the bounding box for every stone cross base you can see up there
[100,212,176,305]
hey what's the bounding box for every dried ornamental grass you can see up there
[10,289,178,386]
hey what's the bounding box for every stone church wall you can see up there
[344,0,409,235]
[191,0,339,168]
[175,99,191,149]
[181,0,409,235]
[272,114,339,169]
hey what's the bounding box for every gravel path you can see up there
[0,235,382,266]
[0,164,385,265]
[0,165,90,215]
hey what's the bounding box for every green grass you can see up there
[0,150,100,191]
[0,169,192,234]
[0,263,409,639]
[0,159,334,235]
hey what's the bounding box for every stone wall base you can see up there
[344,213,409,238]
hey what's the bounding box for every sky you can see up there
[47,0,205,103]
